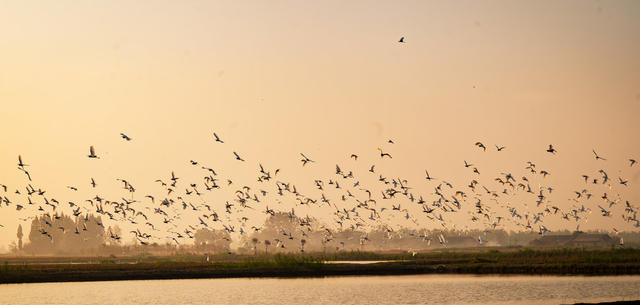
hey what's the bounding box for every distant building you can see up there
[529,232,616,248]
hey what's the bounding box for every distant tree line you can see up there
[21,214,106,255]
[9,213,232,256]
[7,212,639,256]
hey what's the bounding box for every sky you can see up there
[0,1,639,250]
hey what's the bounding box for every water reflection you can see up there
[1,275,639,305]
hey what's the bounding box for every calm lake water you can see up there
[1,275,639,305]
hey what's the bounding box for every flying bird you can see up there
[88,146,99,159]
[592,150,606,161]
[18,167,31,181]
[300,153,315,166]
[213,132,224,143]
[619,177,628,186]
[377,148,392,159]
[233,151,245,162]
[425,170,434,181]
[18,155,28,169]
[120,133,132,141]
[8,124,639,253]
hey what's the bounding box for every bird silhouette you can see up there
[120,133,132,141]
[592,150,606,161]
[17,155,28,169]
[213,132,224,143]
[377,148,392,159]
[88,146,99,158]
[233,152,245,162]
[425,170,435,181]
[3,127,638,256]
[300,153,315,166]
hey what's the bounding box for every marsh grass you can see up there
[1,248,639,283]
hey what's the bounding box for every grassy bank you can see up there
[1,248,639,284]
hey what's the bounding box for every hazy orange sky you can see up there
[1,1,639,250]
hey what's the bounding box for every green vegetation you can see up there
[1,247,639,284]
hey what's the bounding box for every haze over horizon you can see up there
[1,1,639,251]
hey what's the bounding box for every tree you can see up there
[24,214,106,255]
[264,240,271,254]
[17,224,23,251]
[8,241,18,254]
[193,228,231,253]
[251,238,259,255]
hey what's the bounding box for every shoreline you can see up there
[3,248,640,284]
[1,261,640,284]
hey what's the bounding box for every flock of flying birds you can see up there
[1,131,638,250]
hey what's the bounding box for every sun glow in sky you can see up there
[0,1,639,250]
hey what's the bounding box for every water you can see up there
[1,275,639,305]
